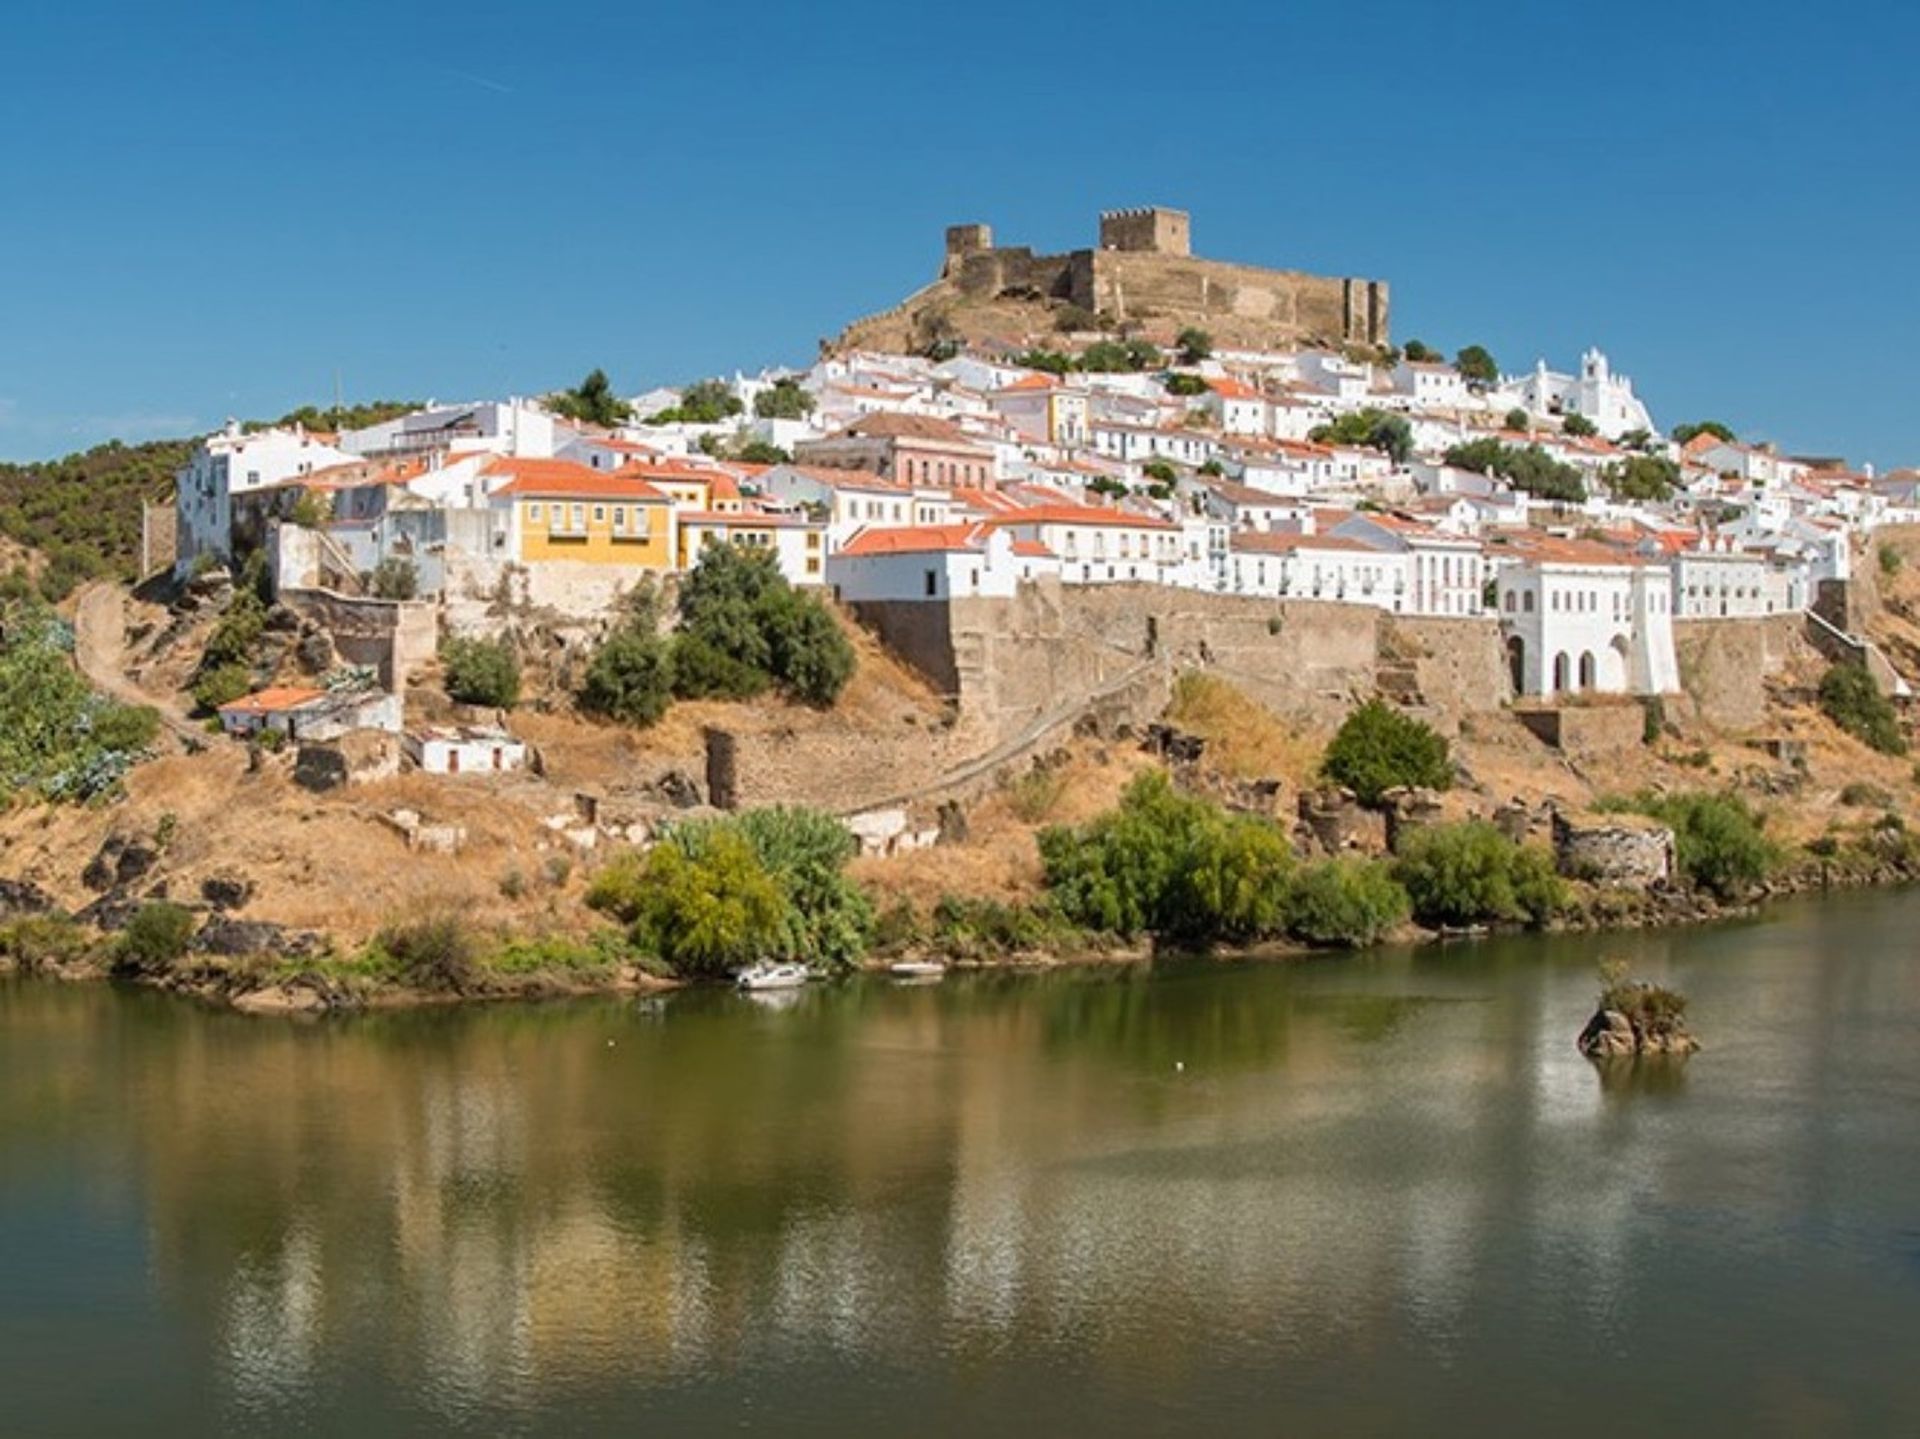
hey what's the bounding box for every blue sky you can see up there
[1,0,1914,467]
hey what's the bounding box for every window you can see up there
[924,569,938,598]
[528,503,543,522]
[593,505,606,523]
[612,507,626,533]
[570,504,584,529]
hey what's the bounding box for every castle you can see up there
[834,207,1390,355]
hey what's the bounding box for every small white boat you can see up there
[888,960,948,980]
[737,961,811,991]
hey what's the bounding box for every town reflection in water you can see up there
[6,892,1920,1433]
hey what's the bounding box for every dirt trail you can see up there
[72,582,202,746]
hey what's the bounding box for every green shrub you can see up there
[0,601,155,801]
[373,915,481,993]
[1282,858,1410,947]
[580,624,675,726]
[1005,766,1066,823]
[589,805,872,975]
[191,663,253,713]
[441,636,521,708]
[1879,545,1902,577]
[1393,821,1563,927]
[619,829,788,978]
[369,557,419,600]
[0,916,92,973]
[110,902,196,977]
[1320,698,1453,805]
[1619,790,1777,900]
[929,895,1083,960]
[1597,960,1690,1040]
[1038,772,1294,942]
[1839,780,1894,808]
[1819,661,1906,755]
[1641,696,1666,746]
[670,544,854,708]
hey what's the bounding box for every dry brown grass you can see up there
[1165,671,1326,786]
[851,740,1154,914]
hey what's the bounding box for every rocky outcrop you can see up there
[1296,787,1386,855]
[1577,979,1700,1058]
[192,917,324,961]
[0,878,57,918]
[81,835,160,893]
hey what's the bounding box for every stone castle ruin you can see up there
[834,207,1389,354]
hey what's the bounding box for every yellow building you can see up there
[486,458,677,569]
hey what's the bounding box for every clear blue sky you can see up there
[2,0,1914,467]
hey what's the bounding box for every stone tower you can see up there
[943,223,994,276]
[1098,206,1191,256]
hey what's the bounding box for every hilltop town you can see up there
[6,205,1920,999]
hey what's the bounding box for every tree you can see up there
[1561,413,1598,438]
[1402,339,1438,363]
[1283,857,1410,946]
[674,543,855,708]
[1503,408,1531,433]
[580,622,675,726]
[1443,439,1584,502]
[1319,698,1453,806]
[618,830,790,978]
[734,440,791,464]
[1393,821,1563,927]
[1163,372,1210,397]
[1605,454,1680,502]
[1455,344,1498,385]
[648,379,742,425]
[1618,791,1777,900]
[1176,327,1213,365]
[1014,349,1075,376]
[1818,661,1907,755]
[441,636,521,708]
[1142,460,1178,484]
[1039,772,1294,942]
[1311,409,1413,465]
[1671,420,1735,446]
[549,368,632,427]
[753,379,815,420]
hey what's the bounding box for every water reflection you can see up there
[5,890,1920,1433]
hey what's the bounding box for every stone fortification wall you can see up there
[1671,615,1811,730]
[853,587,1512,745]
[1381,615,1512,716]
[1076,252,1389,348]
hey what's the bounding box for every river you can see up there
[5,889,1920,1435]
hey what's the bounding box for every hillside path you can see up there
[73,582,203,747]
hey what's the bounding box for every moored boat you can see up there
[736,961,811,991]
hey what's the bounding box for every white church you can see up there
[1495,349,1655,441]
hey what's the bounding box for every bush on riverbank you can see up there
[0,915,92,973]
[1605,790,1777,900]
[1038,772,1295,941]
[109,902,195,977]
[1282,858,1411,947]
[1393,821,1564,928]
[588,804,871,977]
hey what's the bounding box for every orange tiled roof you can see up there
[837,523,989,557]
[218,686,327,716]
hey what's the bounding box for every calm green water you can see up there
[6,891,1920,1436]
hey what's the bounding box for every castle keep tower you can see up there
[1098,206,1190,256]
[943,223,994,276]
